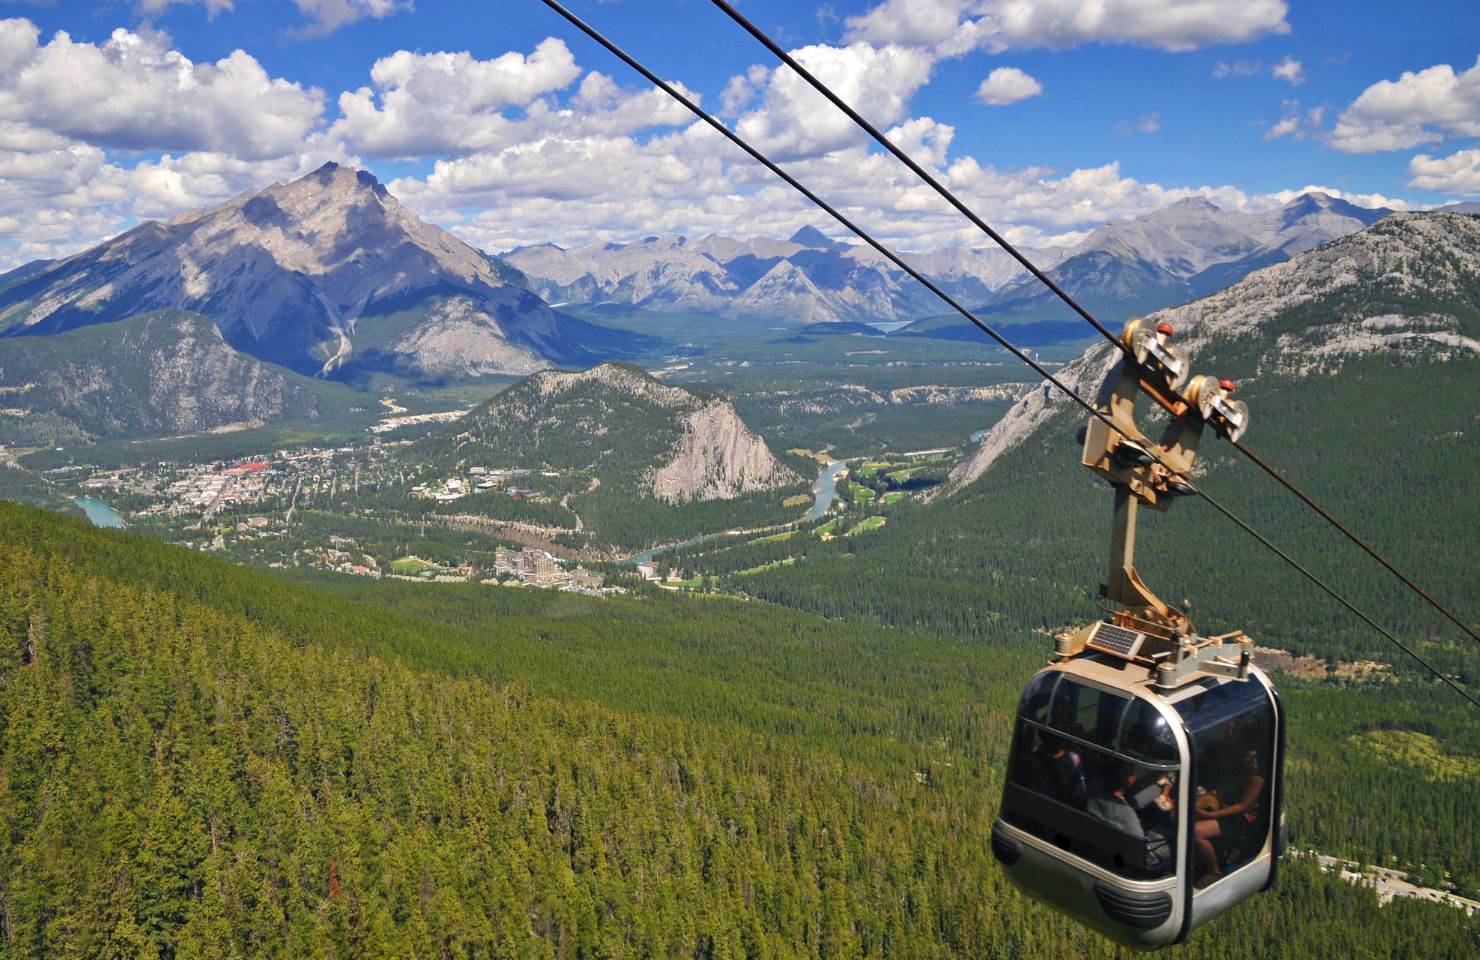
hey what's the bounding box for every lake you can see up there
[75,496,126,529]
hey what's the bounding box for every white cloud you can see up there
[0,20,324,159]
[976,66,1042,105]
[1265,115,1299,139]
[137,0,236,16]
[1408,149,1480,194]
[330,39,581,158]
[848,1,1290,54]
[733,42,936,160]
[1272,56,1304,85]
[1330,55,1480,154]
[1264,99,1326,141]
[1139,113,1161,134]
[289,0,409,37]
[846,0,974,48]
[1213,60,1263,79]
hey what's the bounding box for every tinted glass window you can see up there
[1049,677,1127,748]
[1004,678,1180,881]
[1120,699,1179,764]
[1175,679,1275,889]
[1018,671,1058,724]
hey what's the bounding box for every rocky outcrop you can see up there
[651,402,800,503]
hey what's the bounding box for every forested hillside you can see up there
[410,363,809,550]
[0,503,1476,958]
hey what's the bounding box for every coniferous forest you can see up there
[1,502,1476,958]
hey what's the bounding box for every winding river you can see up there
[810,461,848,521]
[628,460,847,565]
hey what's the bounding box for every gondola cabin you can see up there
[992,644,1285,948]
[991,319,1285,948]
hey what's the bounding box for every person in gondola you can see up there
[1037,731,1088,808]
[1087,761,1173,875]
[1193,719,1268,887]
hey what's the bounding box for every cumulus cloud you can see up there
[733,42,935,160]
[0,20,324,159]
[330,39,581,157]
[1408,149,1480,194]
[848,0,1290,54]
[1272,56,1304,85]
[976,66,1042,105]
[1330,55,1480,153]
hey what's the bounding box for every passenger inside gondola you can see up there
[1193,715,1269,887]
[1037,731,1088,807]
[1087,761,1174,873]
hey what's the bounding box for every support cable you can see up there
[706,0,1480,648]
[535,0,1478,708]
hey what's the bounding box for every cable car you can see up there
[991,320,1286,949]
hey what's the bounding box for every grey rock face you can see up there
[650,402,800,503]
[0,309,329,440]
[0,163,557,380]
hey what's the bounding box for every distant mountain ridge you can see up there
[930,192,1392,336]
[508,193,1390,330]
[504,226,1054,325]
[0,163,644,384]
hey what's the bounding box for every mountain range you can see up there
[505,192,1394,331]
[0,163,648,386]
[903,192,1393,339]
[503,226,1055,325]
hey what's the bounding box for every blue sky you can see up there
[1,1,1477,266]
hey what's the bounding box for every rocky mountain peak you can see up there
[1168,196,1221,212]
[790,225,841,248]
[0,163,571,381]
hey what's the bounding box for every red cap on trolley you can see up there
[1219,378,1237,392]
[1155,322,1174,336]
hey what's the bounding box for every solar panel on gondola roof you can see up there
[1087,621,1145,659]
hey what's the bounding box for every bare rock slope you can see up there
[0,163,565,381]
[0,309,345,443]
